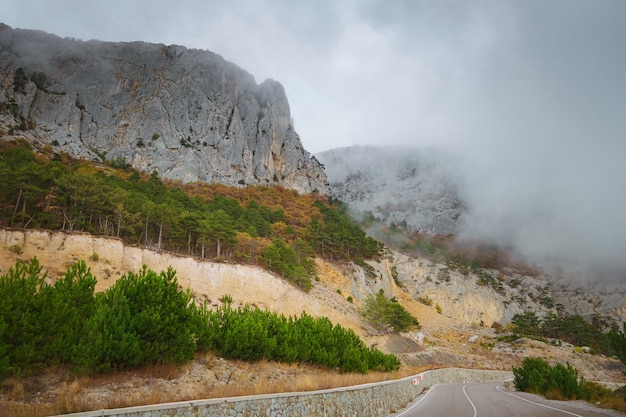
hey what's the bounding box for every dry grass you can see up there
[544,388,567,401]
[200,366,417,400]
[599,396,626,413]
[1,360,422,417]
[1,377,86,417]
[0,402,60,417]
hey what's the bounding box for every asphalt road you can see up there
[393,382,619,417]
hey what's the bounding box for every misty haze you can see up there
[4,2,625,287]
[2,1,626,414]
[317,143,626,287]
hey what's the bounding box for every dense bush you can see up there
[0,259,399,379]
[511,311,613,356]
[259,238,316,291]
[73,266,197,373]
[194,299,399,373]
[0,258,61,375]
[514,357,626,412]
[513,357,582,399]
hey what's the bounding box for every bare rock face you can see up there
[0,24,328,194]
[390,251,626,328]
[316,145,464,235]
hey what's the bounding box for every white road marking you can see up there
[462,384,478,417]
[396,384,439,416]
[496,385,583,417]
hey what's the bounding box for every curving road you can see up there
[393,382,617,417]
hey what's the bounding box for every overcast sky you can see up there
[4,1,626,281]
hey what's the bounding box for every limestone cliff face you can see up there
[316,145,464,235]
[0,24,328,194]
[347,253,626,329]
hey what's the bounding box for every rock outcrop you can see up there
[0,24,328,194]
[377,252,626,328]
[316,145,464,234]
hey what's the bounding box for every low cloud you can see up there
[5,1,626,283]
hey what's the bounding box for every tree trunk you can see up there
[144,214,149,245]
[157,219,163,251]
[13,188,22,216]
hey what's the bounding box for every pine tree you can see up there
[609,323,626,365]
[0,258,48,374]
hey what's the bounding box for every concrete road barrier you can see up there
[54,368,512,417]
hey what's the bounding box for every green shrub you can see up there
[513,357,582,399]
[8,244,22,255]
[417,295,433,306]
[0,320,10,380]
[108,157,130,170]
[260,238,314,291]
[0,259,399,379]
[580,380,611,403]
[360,290,419,333]
[203,301,399,373]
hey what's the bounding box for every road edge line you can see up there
[495,385,583,417]
[395,384,439,416]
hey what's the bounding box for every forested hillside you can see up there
[0,141,380,290]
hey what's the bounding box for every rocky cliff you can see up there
[316,145,464,234]
[345,250,626,329]
[0,24,328,194]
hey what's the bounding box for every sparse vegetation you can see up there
[476,271,505,295]
[362,218,539,276]
[360,290,419,333]
[8,244,22,255]
[107,156,130,170]
[354,259,378,280]
[609,323,626,364]
[390,265,402,287]
[417,295,433,306]
[0,361,413,417]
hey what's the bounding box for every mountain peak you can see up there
[317,145,464,234]
[0,24,328,195]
